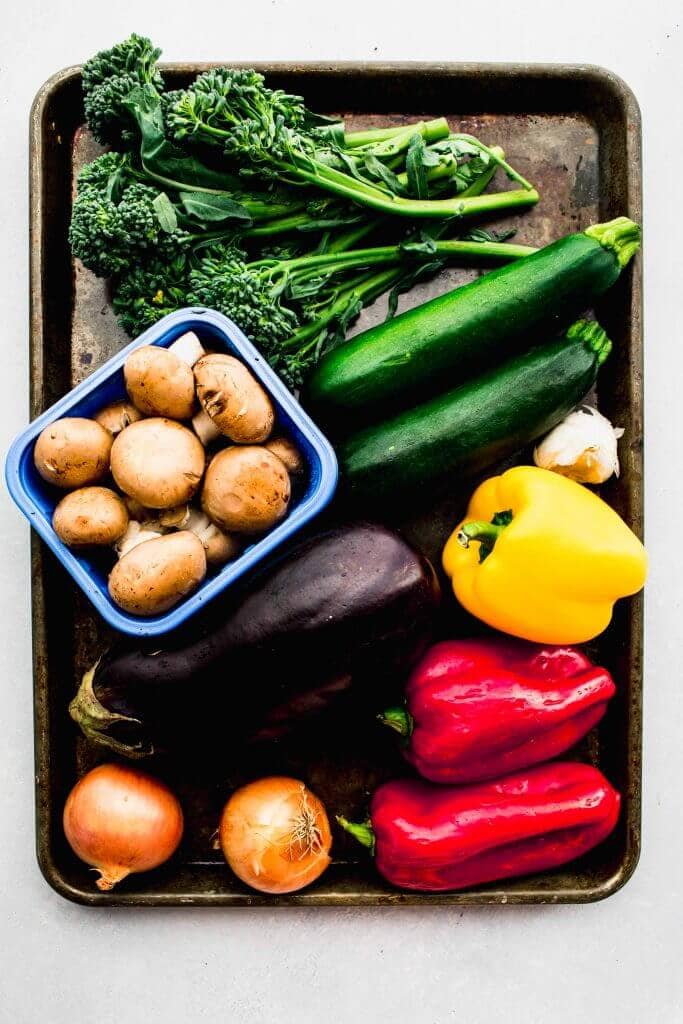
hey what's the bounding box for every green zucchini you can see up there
[306,218,639,430]
[338,320,611,506]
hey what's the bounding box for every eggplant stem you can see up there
[69,663,151,759]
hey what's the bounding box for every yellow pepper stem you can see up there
[458,510,513,562]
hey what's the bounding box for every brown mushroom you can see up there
[110,418,204,509]
[124,346,196,420]
[194,354,274,443]
[108,532,207,616]
[264,436,305,476]
[201,446,290,534]
[94,401,143,437]
[52,487,129,547]
[34,418,112,489]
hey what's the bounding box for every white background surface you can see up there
[1,3,681,1021]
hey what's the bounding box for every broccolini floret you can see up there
[82,34,164,146]
[68,153,189,277]
[113,254,193,336]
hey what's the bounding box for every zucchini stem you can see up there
[584,217,641,268]
[567,319,613,366]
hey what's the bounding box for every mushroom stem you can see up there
[114,521,163,559]
[183,509,239,566]
[169,331,206,367]
[192,407,222,447]
[123,495,150,522]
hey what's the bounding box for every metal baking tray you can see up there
[29,61,642,906]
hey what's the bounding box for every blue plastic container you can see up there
[5,308,338,637]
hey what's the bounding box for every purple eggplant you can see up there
[70,522,440,757]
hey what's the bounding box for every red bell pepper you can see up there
[380,639,616,784]
[338,762,620,891]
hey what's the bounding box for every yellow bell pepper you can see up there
[442,466,647,644]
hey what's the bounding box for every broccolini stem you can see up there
[256,239,536,281]
[281,236,534,355]
[175,106,537,218]
[343,117,450,149]
[244,210,343,237]
[284,267,402,353]
[459,151,503,197]
[278,155,540,219]
[448,134,533,190]
[324,144,507,257]
[326,220,381,253]
[356,120,446,160]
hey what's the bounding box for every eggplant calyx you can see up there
[68,662,152,759]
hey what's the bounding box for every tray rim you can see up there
[29,59,643,907]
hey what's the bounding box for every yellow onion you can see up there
[219,777,332,894]
[63,763,184,891]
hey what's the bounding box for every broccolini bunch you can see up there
[72,34,538,388]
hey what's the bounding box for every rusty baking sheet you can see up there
[29,62,642,905]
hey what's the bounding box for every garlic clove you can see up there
[534,406,623,484]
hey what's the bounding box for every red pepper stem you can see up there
[336,815,376,855]
[378,706,414,739]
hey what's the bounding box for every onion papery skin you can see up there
[219,777,332,894]
[63,763,184,891]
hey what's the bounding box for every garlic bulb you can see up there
[534,407,624,484]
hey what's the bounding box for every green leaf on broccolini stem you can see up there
[152,192,179,233]
[461,227,518,243]
[178,192,253,224]
[362,156,409,197]
[385,259,446,319]
[399,234,438,257]
[307,120,347,147]
[405,134,441,199]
